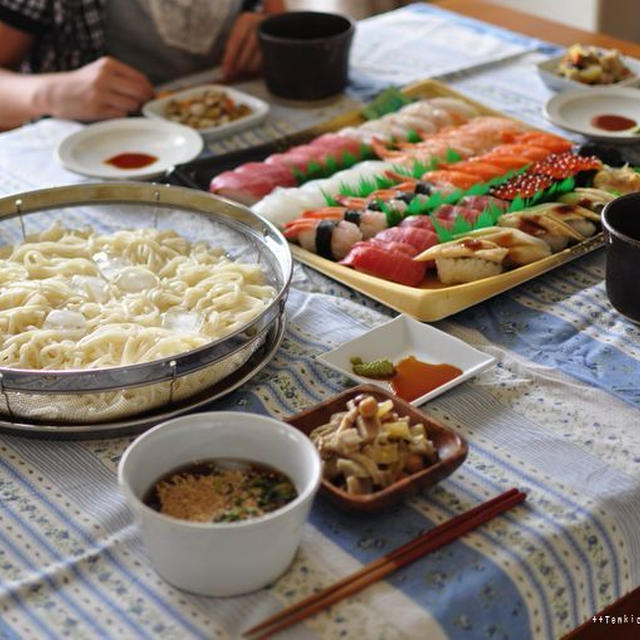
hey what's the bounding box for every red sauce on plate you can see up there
[105,153,158,169]
[590,114,637,131]
[389,356,462,402]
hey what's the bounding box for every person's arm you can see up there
[0,21,155,129]
[221,0,285,81]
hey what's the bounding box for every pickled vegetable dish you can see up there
[556,44,633,85]
[309,394,437,495]
[144,459,297,523]
[163,89,252,130]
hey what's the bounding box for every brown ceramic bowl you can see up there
[285,384,468,512]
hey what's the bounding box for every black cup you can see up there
[258,11,355,101]
[602,192,640,323]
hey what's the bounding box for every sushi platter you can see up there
[175,79,632,321]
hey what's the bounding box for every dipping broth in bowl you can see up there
[118,411,321,596]
[143,458,298,523]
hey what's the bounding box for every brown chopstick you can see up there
[243,488,526,639]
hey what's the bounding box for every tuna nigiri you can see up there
[341,244,428,287]
[374,226,438,253]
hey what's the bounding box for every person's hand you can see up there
[40,56,155,121]
[221,12,264,81]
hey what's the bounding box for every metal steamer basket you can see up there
[0,183,292,428]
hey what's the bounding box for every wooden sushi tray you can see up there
[281,79,604,321]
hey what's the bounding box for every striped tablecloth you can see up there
[1,4,639,639]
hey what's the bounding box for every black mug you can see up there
[602,192,640,323]
[258,11,355,101]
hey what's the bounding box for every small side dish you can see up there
[144,459,297,523]
[142,85,269,141]
[556,44,632,85]
[286,384,467,511]
[164,88,253,130]
[309,393,437,495]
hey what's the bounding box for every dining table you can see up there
[0,2,639,639]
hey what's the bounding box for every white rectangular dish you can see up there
[317,314,495,406]
[142,84,269,140]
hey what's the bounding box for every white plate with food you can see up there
[55,118,204,179]
[142,84,269,140]
[537,44,640,93]
[544,88,640,142]
[317,314,495,406]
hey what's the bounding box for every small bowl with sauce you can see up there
[317,314,495,406]
[118,411,321,596]
[286,384,468,512]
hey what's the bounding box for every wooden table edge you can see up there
[433,0,640,58]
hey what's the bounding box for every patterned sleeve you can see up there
[0,0,50,34]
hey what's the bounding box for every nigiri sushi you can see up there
[558,187,615,213]
[341,244,428,286]
[284,219,362,260]
[421,170,481,190]
[463,227,552,265]
[292,207,388,239]
[251,161,395,228]
[511,131,572,153]
[497,208,585,252]
[519,203,600,238]
[593,166,640,194]
[374,226,438,252]
[415,237,509,284]
[489,144,551,162]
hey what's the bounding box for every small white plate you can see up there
[544,88,640,143]
[537,53,640,93]
[55,118,204,180]
[142,84,269,140]
[317,314,495,406]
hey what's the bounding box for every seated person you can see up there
[0,0,284,128]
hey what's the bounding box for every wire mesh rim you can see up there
[0,182,292,392]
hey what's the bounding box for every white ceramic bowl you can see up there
[118,411,321,596]
[142,84,269,141]
[537,53,640,93]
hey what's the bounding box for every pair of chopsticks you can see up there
[243,487,526,639]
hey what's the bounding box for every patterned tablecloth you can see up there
[1,4,640,639]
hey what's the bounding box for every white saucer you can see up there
[544,88,640,143]
[55,118,204,180]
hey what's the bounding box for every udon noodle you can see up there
[0,223,276,423]
[0,223,275,370]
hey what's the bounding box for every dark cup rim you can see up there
[602,192,640,249]
[258,11,355,46]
